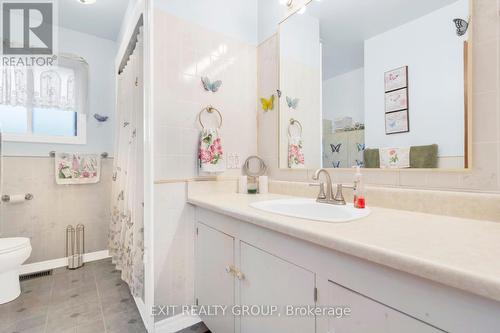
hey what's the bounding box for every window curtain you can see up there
[0,54,88,113]
[109,28,144,299]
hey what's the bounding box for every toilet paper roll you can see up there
[7,195,26,204]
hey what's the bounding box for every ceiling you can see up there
[305,0,462,79]
[59,0,130,41]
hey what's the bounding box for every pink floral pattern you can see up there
[199,129,225,173]
[55,153,100,184]
[288,138,305,168]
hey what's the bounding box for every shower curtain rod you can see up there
[118,15,144,75]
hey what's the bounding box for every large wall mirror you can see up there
[278,0,472,170]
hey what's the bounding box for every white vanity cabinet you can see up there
[195,223,316,333]
[239,242,316,333]
[194,207,500,333]
[326,282,442,333]
[196,223,235,333]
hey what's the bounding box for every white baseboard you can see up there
[19,250,110,275]
[155,313,202,333]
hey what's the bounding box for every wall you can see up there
[152,3,258,320]
[0,28,117,263]
[257,0,500,193]
[279,12,322,169]
[323,68,365,124]
[364,0,467,159]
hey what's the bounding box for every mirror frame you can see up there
[277,0,473,172]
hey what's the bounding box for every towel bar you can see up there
[49,151,109,158]
[1,193,34,202]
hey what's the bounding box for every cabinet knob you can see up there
[235,271,245,280]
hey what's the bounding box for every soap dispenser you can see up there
[353,166,365,209]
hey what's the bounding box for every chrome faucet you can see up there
[311,168,347,205]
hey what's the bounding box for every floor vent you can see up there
[19,270,53,281]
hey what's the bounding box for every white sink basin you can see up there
[249,198,371,223]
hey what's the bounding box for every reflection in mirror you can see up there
[279,0,471,170]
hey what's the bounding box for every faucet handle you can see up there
[310,182,327,200]
[333,184,347,205]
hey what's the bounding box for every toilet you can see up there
[0,238,32,304]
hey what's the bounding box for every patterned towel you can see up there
[288,136,305,169]
[379,147,410,169]
[199,128,225,174]
[55,153,101,184]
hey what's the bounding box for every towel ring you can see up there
[198,106,223,129]
[288,118,303,137]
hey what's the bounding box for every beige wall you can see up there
[0,157,112,264]
[152,8,258,316]
[258,0,500,193]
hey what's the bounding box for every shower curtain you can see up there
[109,28,145,299]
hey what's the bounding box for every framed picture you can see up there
[385,88,408,112]
[385,66,408,92]
[385,110,409,135]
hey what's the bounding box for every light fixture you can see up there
[78,0,96,4]
[279,0,294,8]
[298,5,307,14]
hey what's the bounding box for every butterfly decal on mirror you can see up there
[260,95,275,112]
[330,143,342,153]
[355,160,364,167]
[276,89,282,98]
[201,76,222,93]
[388,120,397,128]
[94,113,109,122]
[453,18,469,37]
[356,143,365,152]
[332,161,341,168]
[286,96,299,110]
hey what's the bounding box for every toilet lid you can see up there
[0,238,31,254]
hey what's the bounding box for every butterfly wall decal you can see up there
[332,161,341,168]
[388,120,397,128]
[355,160,364,167]
[260,95,275,111]
[286,96,299,110]
[453,18,469,37]
[330,143,342,153]
[276,89,282,98]
[94,114,109,122]
[201,76,222,93]
[356,143,365,152]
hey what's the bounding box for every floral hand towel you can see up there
[199,128,225,174]
[379,147,410,169]
[288,136,305,169]
[55,153,101,185]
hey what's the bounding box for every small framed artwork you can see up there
[385,110,409,135]
[385,66,408,92]
[385,88,408,112]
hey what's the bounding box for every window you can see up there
[0,55,88,144]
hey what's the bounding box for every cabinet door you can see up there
[239,242,316,333]
[327,282,443,333]
[196,223,235,333]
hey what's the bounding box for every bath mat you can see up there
[55,153,101,185]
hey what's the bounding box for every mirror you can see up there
[278,0,471,170]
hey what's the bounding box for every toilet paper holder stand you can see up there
[1,193,34,203]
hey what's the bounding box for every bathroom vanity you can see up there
[188,188,500,333]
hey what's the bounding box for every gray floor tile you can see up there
[0,258,146,333]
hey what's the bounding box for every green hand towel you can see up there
[410,144,438,168]
[363,148,380,168]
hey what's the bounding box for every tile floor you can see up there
[177,323,210,333]
[0,259,146,333]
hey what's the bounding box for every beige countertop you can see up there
[187,192,500,303]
